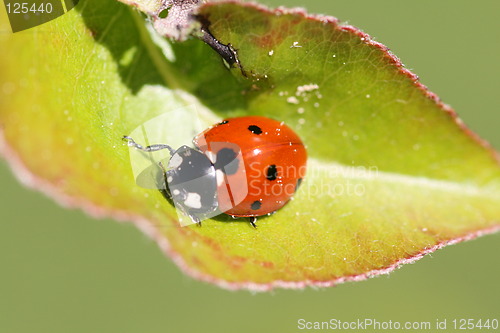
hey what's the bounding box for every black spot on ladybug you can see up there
[295,178,303,192]
[214,148,239,175]
[219,120,229,125]
[266,164,278,181]
[248,125,262,135]
[251,200,262,210]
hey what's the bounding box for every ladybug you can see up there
[124,116,307,227]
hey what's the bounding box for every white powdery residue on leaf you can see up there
[269,50,274,56]
[290,41,302,48]
[287,96,300,104]
[296,83,319,96]
[295,84,322,104]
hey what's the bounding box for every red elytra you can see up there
[194,116,307,217]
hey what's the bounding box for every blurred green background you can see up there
[1,0,499,332]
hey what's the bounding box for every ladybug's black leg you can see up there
[230,215,257,228]
[176,204,203,227]
[158,162,171,197]
[249,217,257,228]
[190,214,202,227]
[171,206,203,227]
[123,136,175,156]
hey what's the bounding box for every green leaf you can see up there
[0,0,499,290]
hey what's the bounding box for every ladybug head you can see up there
[165,145,219,221]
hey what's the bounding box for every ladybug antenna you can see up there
[123,136,175,156]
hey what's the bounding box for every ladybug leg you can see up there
[174,207,203,227]
[123,136,175,156]
[229,215,257,228]
[177,207,203,227]
[190,214,202,227]
[158,161,171,195]
[249,216,257,228]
